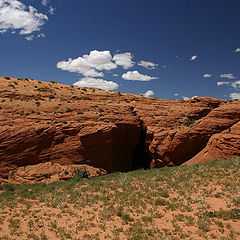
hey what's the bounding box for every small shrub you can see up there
[35,101,41,107]
[66,107,73,112]
[155,198,167,206]
[36,87,52,93]
[182,120,195,127]
[4,77,10,80]
[48,95,55,99]
[43,173,51,179]
[74,170,90,179]
[98,108,104,112]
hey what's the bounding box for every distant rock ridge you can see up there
[0,76,239,183]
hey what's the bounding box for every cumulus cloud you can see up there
[229,92,240,100]
[113,52,135,69]
[138,60,158,69]
[122,71,157,81]
[174,93,179,96]
[73,77,119,91]
[0,0,48,35]
[57,50,117,77]
[217,80,240,89]
[48,6,55,15]
[143,90,154,98]
[25,32,45,41]
[235,48,240,53]
[220,74,236,79]
[203,74,212,78]
[25,35,34,41]
[217,81,230,86]
[42,0,47,6]
[190,55,197,61]
[231,80,240,89]
[182,96,190,100]
[113,74,118,77]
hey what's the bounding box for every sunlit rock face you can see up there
[0,76,240,183]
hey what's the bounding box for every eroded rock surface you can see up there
[0,76,239,183]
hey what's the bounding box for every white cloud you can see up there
[174,93,179,96]
[48,6,55,15]
[235,48,240,53]
[73,77,119,91]
[143,90,154,98]
[162,65,168,68]
[203,74,212,78]
[231,80,240,89]
[217,81,230,86]
[217,80,240,90]
[113,74,118,77]
[229,92,240,100]
[0,0,48,35]
[138,60,158,69]
[190,55,197,61]
[220,74,236,79]
[37,33,45,38]
[25,34,34,41]
[113,52,135,69]
[25,32,45,41]
[57,50,117,77]
[42,0,47,6]
[122,71,157,81]
[183,96,190,100]
[83,69,104,77]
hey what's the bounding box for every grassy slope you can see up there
[0,158,240,240]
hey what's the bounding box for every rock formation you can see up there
[0,76,239,183]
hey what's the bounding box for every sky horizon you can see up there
[0,0,240,100]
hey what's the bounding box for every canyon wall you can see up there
[0,76,240,183]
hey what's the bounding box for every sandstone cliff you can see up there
[0,76,239,183]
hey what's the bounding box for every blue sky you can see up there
[0,0,240,99]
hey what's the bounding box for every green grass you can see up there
[0,158,240,239]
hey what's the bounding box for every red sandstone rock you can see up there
[183,121,240,165]
[148,102,240,167]
[2,162,106,184]
[0,76,240,183]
